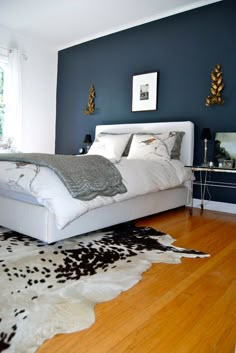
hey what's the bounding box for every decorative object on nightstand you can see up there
[84,84,96,115]
[200,128,212,166]
[223,160,234,168]
[84,134,92,152]
[78,147,85,155]
[205,64,224,107]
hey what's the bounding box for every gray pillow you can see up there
[171,131,185,159]
[122,134,133,157]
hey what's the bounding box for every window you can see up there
[0,48,22,150]
[0,54,8,137]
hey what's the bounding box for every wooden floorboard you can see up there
[37,207,236,353]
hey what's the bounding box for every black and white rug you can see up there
[0,223,209,353]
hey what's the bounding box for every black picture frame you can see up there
[132,72,159,112]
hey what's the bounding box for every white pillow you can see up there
[127,132,176,160]
[0,137,17,153]
[87,133,131,162]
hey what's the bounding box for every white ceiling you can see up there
[0,0,222,51]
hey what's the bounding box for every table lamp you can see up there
[200,128,212,166]
[84,134,92,152]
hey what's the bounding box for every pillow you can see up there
[171,131,185,160]
[0,136,16,152]
[87,133,131,162]
[96,133,133,157]
[127,132,176,160]
[123,131,185,159]
[0,137,13,149]
[122,134,133,157]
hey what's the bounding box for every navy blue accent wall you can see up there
[56,0,236,203]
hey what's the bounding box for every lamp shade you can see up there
[200,128,212,140]
[84,134,92,144]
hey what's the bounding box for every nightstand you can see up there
[185,165,236,214]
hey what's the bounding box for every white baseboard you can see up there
[192,198,236,214]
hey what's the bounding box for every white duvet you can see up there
[0,158,192,229]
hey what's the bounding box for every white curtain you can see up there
[4,48,22,150]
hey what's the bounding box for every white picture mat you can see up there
[132,72,158,111]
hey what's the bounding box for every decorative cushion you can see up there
[0,137,16,153]
[87,133,131,162]
[123,131,185,159]
[127,132,176,160]
[170,131,185,159]
[122,134,133,157]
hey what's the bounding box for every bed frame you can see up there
[0,121,194,243]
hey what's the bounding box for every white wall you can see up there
[0,25,57,153]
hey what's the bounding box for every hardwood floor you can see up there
[37,207,236,353]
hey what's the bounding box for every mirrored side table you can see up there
[185,165,236,214]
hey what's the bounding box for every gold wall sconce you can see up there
[205,64,224,107]
[84,84,96,115]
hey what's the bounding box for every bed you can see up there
[0,121,194,243]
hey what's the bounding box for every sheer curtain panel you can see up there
[4,48,22,150]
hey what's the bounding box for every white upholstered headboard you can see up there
[95,121,194,166]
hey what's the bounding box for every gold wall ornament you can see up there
[205,64,224,107]
[84,84,96,115]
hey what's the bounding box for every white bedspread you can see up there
[0,158,191,229]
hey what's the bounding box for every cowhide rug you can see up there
[0,223,209,353]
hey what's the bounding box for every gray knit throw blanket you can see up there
[0,153,127,200]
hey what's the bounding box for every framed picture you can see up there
[132,72,158,112]
[223,160,234,168]
[213,132,236,166]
